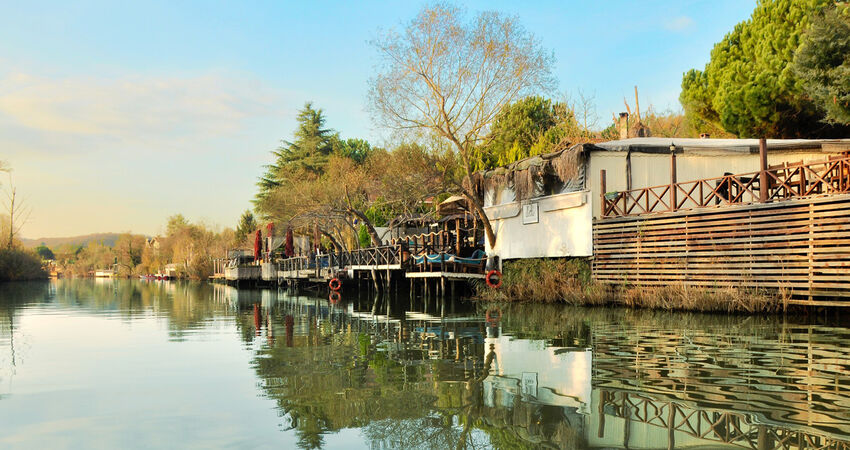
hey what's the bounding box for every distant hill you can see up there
[21,233,122,250]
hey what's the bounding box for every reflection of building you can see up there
[484,333,591,415]
[94,265,117,278]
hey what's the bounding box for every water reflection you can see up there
[1,280,849,449]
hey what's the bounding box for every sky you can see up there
[0,0,756,239]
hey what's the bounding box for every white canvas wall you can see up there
[484,190,592,260]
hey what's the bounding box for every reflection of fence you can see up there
[591,322,850,444]
[599,390,850,450]
[602,155,850,218]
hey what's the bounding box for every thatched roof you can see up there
[437,195,469,217]
[472,143,591,201]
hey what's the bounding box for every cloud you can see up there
[665,16,694,32]
[0,72,285,154]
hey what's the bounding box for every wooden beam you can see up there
[759,137,769,203]
[600,170,607,216]
[670,147,677,211]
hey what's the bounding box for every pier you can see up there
[214,223,488,295]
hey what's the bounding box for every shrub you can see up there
[0,248,48,281]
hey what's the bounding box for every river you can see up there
[0,279,848,449]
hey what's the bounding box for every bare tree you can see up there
[2,171,30,250]
[368,3,555,246]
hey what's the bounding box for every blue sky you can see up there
[0,0,756,238]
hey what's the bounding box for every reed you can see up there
[476,257,788,313]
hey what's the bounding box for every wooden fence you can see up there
[602,153,850,218]
[592,193,850,305]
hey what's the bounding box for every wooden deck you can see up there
[601,152,850,218]
[215,241,487,294]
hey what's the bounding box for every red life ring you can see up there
[485,307,502,324]
[329,291,341,304]
[485,270,502,289]
[328,277,342,291]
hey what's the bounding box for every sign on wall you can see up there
[522,202,539,224]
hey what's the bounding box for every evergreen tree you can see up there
[680,0,850,138]
[794,3,850,125]
[475,96,582,170]
[255,103,337,204]
[235,210,258,244]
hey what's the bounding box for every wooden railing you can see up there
[335,245,402,268]
[602,154,850,218]
[393,230,455,257]
[278,256,310,274]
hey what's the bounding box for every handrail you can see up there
[274,241,486,277]
[602,155,850,218]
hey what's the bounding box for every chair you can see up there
[766,161,804,199]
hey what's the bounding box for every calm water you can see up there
[1,280,849,449]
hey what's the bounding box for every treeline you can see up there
[252,1,850,251]
[55,215,235,280]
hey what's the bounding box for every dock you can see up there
[213,227,488,296]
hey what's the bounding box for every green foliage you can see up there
[358,225,371,248]
[474,96,581,170]
[794,3,850,124]
[680,0,850,137]
[34,244,54,260]
[335,138,373,164]
[0,248,47,281]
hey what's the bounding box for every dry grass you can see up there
[477,258,789,313]
[476,258,609,305]
[621,284,788,313]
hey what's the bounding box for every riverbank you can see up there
[476,258,788,313]
[0,248,47,281]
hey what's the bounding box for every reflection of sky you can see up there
[0,305,298,448]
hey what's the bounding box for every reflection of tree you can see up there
[245,294,602,449]
[49,279,234,335]
[0,282,52,389]
[252,321,442,449]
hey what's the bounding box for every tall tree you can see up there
[368,3,555,247]
[793,3,850,125]
[680,0,850,138]
[255,103,337,205]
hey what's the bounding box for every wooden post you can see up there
[600,170,607,216]
[759,137,769,203]
[670,146,677,211]
[455,218,461,255]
